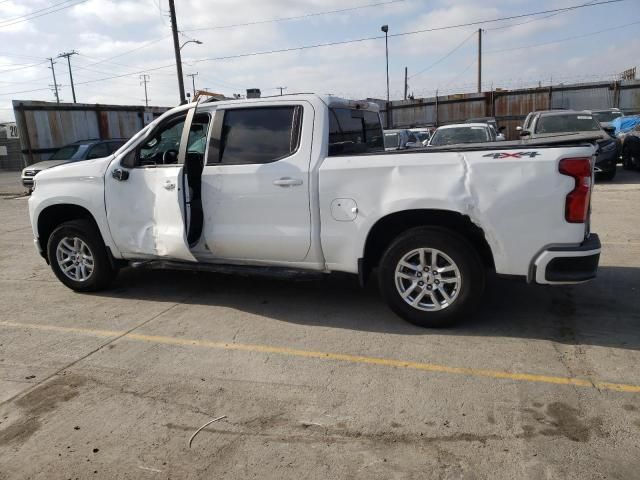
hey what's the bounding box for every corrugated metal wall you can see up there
[382,79,640,140]
[12,100,170,166]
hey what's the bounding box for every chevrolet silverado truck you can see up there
[28,94,601,327]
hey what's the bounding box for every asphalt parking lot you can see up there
[1,170,639,479]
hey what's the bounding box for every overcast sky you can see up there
[0,0,638,121]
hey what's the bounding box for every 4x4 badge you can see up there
[483,151,540,159]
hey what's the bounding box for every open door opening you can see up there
[182,113,211,247]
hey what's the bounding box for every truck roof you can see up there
[202,93,380,112]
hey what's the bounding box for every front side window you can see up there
[138,117,186,166]
[212,106,301,165]
[329,108,384,156]
[535,114,601,134]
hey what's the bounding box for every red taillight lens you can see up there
[559,157,592,223]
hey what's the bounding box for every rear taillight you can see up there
[559,157,592,223]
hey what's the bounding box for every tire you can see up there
[622,146,632,170]
[597,167,616,181]
[378,227,485,328]
[47,219,117,292]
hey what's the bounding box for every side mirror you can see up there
[603,125,616,136]
[519,130,530,137]
[498,126,506,132]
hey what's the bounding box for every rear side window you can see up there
[328,108,384,156]
[210,106,302,165]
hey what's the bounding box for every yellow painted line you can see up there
[1,320,639,394]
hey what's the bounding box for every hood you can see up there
[24,160,70,172]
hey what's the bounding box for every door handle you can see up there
[112,168,129,181]
[273,177,303,187]
[163,180,176,191]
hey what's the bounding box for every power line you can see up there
[183,0,406,32]
[485,19,640,54]
[189,0,624,64]
[487,0,601,31]
[0,60,48,74]
[408,31,476,79]
[0,0,88,29]
[0,1,628,97]
[0,0,78,24]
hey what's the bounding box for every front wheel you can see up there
[47,219,117,292]
[378,227,485,328]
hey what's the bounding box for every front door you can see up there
[200,102,312,263]
[105,108,202,261]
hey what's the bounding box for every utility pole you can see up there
[58,51,78,103]
[186,72,198,97]
[477,28,482,94]
[140,74,150,107]
[47,57,60,103]
[277,86,287,96]
[404,67,408,100]
[168,0,186,104]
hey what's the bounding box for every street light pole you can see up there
[381,25,390,128]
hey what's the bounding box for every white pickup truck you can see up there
[28,94,601,327]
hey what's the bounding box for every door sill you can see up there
[129,259,326,280]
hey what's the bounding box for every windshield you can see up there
[50,145,80,160]
[384,132,400,148]
[535,114,601,133]
[592,111,622,123]
[430,126,489,146]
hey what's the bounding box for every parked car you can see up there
[620,126,640,171]
[518,110,617,180]
[21,139,126,192]
[465,117,505,140]
[428,123,498,146]
[588,108,623,128]
[409,128,431,146]
[29,94,601,328]
[383,129,421,150]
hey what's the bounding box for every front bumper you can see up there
[531,234,601,285]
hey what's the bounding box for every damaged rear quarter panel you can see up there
[318,146,590,276]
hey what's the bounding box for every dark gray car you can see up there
[518,110,617,180]
[21,139,126,191]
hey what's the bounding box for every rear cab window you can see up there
[328,108,384,156]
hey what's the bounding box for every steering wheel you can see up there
[162,149,179,164]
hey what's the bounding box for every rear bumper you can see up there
[531,234,601,285]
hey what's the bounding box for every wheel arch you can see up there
[37,204,103,262]
[360,209,495,285]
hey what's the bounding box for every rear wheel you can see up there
[47,219,117,292]
[378,227,485,328]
